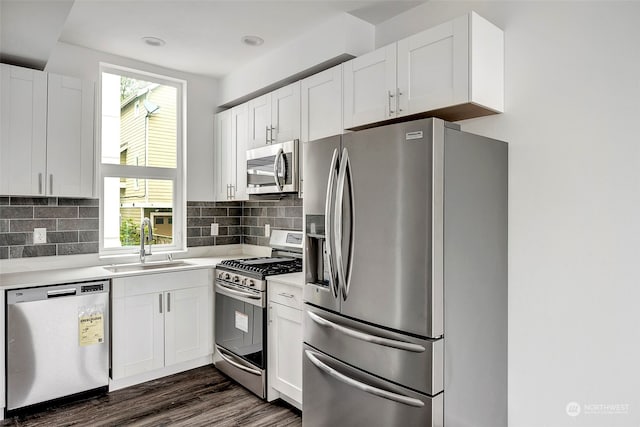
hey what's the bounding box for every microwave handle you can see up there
[273,147,284,191]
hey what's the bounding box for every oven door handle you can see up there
[216,345,262,376]
[215,282,262,300]
[305,350,424,408]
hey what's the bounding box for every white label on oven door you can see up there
[235,311,249,333]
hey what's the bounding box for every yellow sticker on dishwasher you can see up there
[235,311,249,333]
[79,312,104,346]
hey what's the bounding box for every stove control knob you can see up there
[224,273,230,280]
[217,272,224,279]
[233,276,240,283]
[248,280,255,287]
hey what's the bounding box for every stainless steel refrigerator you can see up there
[302,118,507,427]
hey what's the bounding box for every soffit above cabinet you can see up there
[1,0,424,79]
[0,0,74,69]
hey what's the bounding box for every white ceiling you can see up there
[1,0,424,78]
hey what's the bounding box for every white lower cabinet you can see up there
[267,279,303,409]
[111,269,213,389]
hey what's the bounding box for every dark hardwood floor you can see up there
[1,366,301,426]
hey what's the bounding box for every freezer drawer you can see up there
[304,304,443,395]
[303,345,443,427]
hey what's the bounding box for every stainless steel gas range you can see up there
[214,230,303,399]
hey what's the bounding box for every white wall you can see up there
[378,2,640,426]
[45,42,219,201]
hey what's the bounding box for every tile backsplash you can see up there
[1,195,303,259]
[0,196,99,260]
[186,201,243,247]
[242,195,303,247]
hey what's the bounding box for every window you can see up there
[99,64,186,257]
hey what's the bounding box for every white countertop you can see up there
[0,244,273,290]
[267,272,304,287]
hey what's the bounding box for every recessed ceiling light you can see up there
[142,36,166,47]
[241,35,264,47]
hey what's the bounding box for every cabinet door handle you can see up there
[38,173,43,194]
[159,293,163,313]
[49,174,53,195]
[388,90,395,115]
[278,292,295,299]
[269,126,276,143]
[167,292,171,312]
[265,125,270,144]
[397,88,402,113]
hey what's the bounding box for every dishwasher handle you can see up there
[47,288,78,298]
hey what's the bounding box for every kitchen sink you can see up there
[104,260,193,273]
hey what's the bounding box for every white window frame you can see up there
[98,63,187,258]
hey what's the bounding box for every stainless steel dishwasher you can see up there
[6,280,110,411]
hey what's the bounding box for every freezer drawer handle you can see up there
[46,288,77,298]
[216,345,261,376]
[305,350,424,408]
[215,282,261,300]
[307,311,426,353]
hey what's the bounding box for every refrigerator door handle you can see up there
[272,147,284,191]
[325,148,340,298]
[305,349,425,408]
[335,147,354,300]
[307,311,426,353]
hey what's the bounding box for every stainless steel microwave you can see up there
[246,139,299,194]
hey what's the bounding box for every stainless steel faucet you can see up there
[140,218,153,263]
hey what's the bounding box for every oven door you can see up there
[214,280,267,397]
[247,139,299,194]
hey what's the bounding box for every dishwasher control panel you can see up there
[7,280,110,304]
[81,283,104,293]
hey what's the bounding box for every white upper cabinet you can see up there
[270,82,301,144]
[396,16,469,116]
[214,104,249,201]
[214,109,233,201]
[0,64,95,197]
[343,45,396,129]
[46,73,95,198]
[248,82,300,149]
[344,12,504,129]
[301,64,343,143]
[0,64,47,196]
[231,103,249,201]
[247,93,271,148]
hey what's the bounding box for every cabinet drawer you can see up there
[113,268,211,298]
[269,280,303,309]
